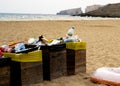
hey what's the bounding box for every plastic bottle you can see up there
[66,26,75,37]
[15,43,25,53]
[28,38,37,45]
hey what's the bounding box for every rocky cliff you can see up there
[57,8,82,15]
[84,3,120,17]
[85,5,103,13]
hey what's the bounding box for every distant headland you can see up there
[57,3,120,18]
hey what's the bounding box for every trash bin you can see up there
[0,57,11,86]
[66,42,86,75]
[41,43,67,80]
[10,50,43,86]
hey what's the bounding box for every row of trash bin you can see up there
[0,41,86,86]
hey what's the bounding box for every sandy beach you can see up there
[0,20,120,86]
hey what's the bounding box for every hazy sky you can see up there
[0,0,120,14]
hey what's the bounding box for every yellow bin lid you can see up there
[66,41,86,50]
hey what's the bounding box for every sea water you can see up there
[0,13,120,21]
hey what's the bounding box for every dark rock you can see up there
[85,3,120,17]
[85,5,103,13]
[57,8,82,15]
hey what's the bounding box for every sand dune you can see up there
[0,20,120,86]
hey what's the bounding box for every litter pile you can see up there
[0,26,81,56]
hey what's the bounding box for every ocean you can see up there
[0,13,120,21]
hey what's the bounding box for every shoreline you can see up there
[0,16,120,21]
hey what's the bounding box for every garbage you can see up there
[0,45,12,52]
[28,38,37,45]
[66,26,75,37]
[0,50,3,57]
[9,41,24,47]
[47,39,61,46]
[64,35,81,42]
[39,35,53,44]
[15,42,26,53]
[0,26,82,53]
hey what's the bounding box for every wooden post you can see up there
[0,57,11,86]
[66,42,86,75]
[11,61,43,86]
[10,50,43,86]
[42,44,67,80]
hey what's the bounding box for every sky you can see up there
[0,0,120,14]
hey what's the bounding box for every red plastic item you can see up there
[0,50,3,57]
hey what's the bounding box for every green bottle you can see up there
[67,26,75,37]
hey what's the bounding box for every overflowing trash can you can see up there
[0,57,11,86]
[0,25,86,85]
[5,50,43,86]
[41,43,67,80]
[66,42,86,75]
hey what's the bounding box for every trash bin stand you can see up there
[0,57,11,86]
[66,49,86,75]
[42,44,67,80]
[11,61,43,86]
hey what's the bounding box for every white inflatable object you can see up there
[90,67,120,86]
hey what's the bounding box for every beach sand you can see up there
[0,20,120,86]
